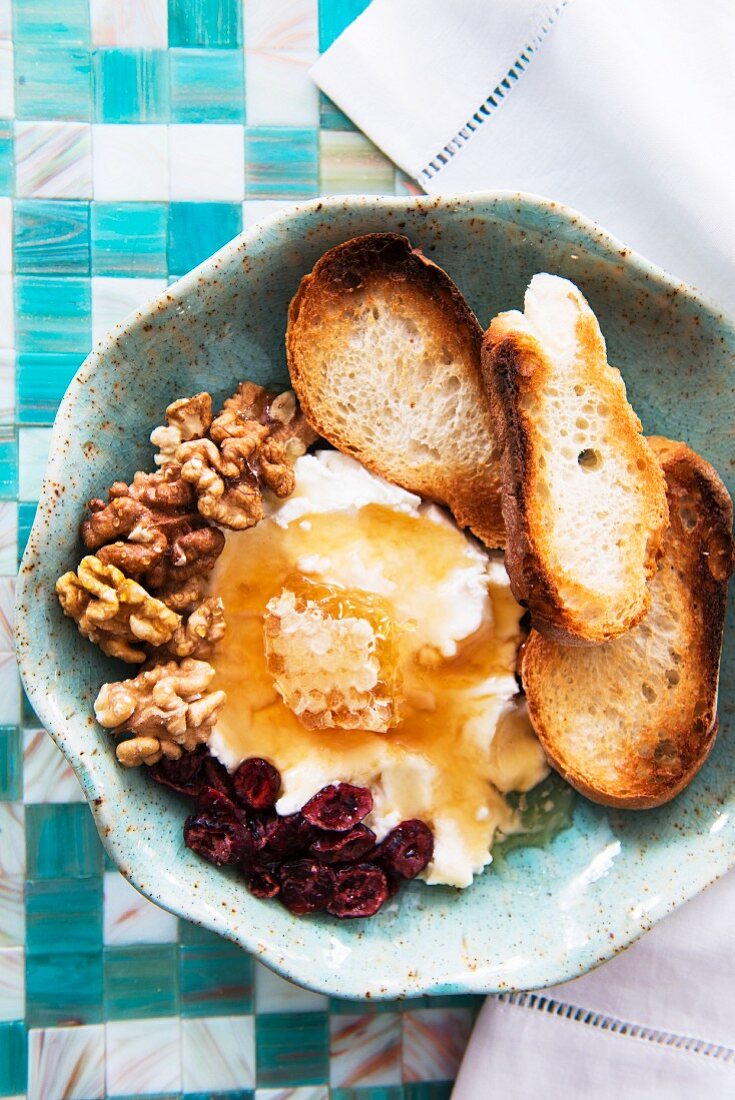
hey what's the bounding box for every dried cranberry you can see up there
[309,824,376,864]
[149,746,207,797]
[201,754,235,797]
[233,758,281,811]
[196,784,241,819]
[184,813,249,867]
[246,864,281,899]
[327,863,388,919]
[262,813,315,860]
[301,783,373,832]
[279,859,336,915]
[374,820,434,879]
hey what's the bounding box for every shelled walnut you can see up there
[165,596,226,660]
[95,657,226,766]
[56,556,181,663]
[152,383,318,529]
[81,464,225,591]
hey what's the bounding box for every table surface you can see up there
[0,1,482,1097]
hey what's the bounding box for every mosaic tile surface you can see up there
[0,1,481,1096]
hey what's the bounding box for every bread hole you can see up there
[705,532,732,580]
[636,458,646,471]
[578,448,602,471]
[444,374,461,394]
[574,384,585,396]
[665,668,680,688]
[597,403,609,416]
[575,417,589,430]
[372,306,380,320]
[677,502,699,532]
[440,346,454,365]
[641,682,657,703]
[654,738,678,765]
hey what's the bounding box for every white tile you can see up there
[0,0,11,39]
[0,875,24,946]
[28,1025,105,1100]
[0,274,12,348]
[91,0,168,47]
[0,653,19,726]
[169,124,245,201]
[0,43,13,119]
[23,729,85,804]
[0,947,23,1021]
[92,124,169,201]
[254,959,328,1014]
[242,199,296,228]
[19,427,52,502]
[15,122,93,199]
[106,1018,181,1096]
[0,501,17,573]
[103,870,178,946]
[91,276,167,345]
[244,0,318,52]
[0,804,24,877]
[245,50,319,127]
[182,1016,255,1091]
[0,198,11,273]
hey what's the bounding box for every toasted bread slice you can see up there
[287,233,504,548]
[522,437,734,809]
[482,273,669,644]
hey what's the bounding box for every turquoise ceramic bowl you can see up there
[16,194,735,999]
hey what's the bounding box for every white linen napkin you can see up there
[312,2,735,1093]
[312,0,735,315]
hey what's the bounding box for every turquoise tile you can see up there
[14,276,91,353]
[0,727,21,801]
[404,1086,453,1100]
[21,684,39,729]
[183,1093,254,1100]
[93,49,169,123]
[329,998,406,1016]
[25,950,102,1026]
[14,199,90,274]
[244,127,318,199]
[320,92,359,132]
[12,0,90,45]
[91,202,168,276]
[26,877,102,955]
[178,918,225,946]
[17,352,85,424]
[318,0,371,51]
[255,1011,329,1087]
[0,1021,27,1095]
[0,428,18,500]
[17,501,36,564]
[26,803,104,879]
[168,201,242,274]
[332,1090,405,1100]
[0,123,14,196]
[169,0,242,48]
[180,941,253,1017]
[104,944,179,1020]
[170,48,244,123]
[15,47,92,121]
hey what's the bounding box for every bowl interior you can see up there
[17,193,735,999]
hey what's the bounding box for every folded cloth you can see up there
[312,0,735,314]
[313,2,735,1093]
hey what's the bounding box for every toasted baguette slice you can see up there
[287,233,504,548]
[522,437,734,809]
[482,273,669,643]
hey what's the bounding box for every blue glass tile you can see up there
[104,944,179,1020]
[0,428,18,499]
[21,683,39,728]
[14,276,91,354]
[0,1021,27,1095]
[170,48,244,123]
[14,199,90,274]
[26,877,102,955]
[318,0,371,51]
[184,1094,254,1100]
[255,1011,329,1087]
[168,201,242,274]
[15,47,92,121]
[178,918,225,946]
[320,91,359,131]
[0,123,14,195]
[91,202,168,276]
[332,1090,405,1100]
[0,727,21,801]
[17,352,85,424]
[17,501,36,564]
[244,127,318,199]
[12,0,90,45]
[404,1086,453,1100]
[180,941,253,1017]
[93,49,169,123]
[26,803,104,880]
[168,0,242,48]
[25,951,103,1027]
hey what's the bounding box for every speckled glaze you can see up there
[15,194,735,1000]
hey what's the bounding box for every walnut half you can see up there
[95,657,226,766]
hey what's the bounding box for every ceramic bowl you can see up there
[16,193,735,999]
